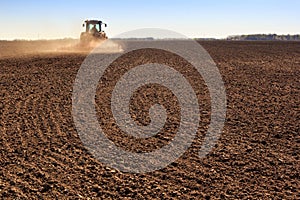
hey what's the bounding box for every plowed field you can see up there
[0,41,299,199]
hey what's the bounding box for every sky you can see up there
[1,0,299,40]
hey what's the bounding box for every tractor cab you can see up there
[83,20,107,33]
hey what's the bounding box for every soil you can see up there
[0,40,299,199]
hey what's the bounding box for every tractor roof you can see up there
[85,20,102,24]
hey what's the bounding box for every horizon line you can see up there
[1,33,300,42]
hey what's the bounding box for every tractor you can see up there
[80,19,108,45]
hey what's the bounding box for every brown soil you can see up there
[0,41,299,199]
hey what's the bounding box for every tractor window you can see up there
[88,24,100,32]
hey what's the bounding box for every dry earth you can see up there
[0,40,299,199]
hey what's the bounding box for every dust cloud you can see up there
[0,39,123,59]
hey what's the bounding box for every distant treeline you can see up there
[227,34,300,41]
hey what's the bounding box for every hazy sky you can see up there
[1,0,299,40]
